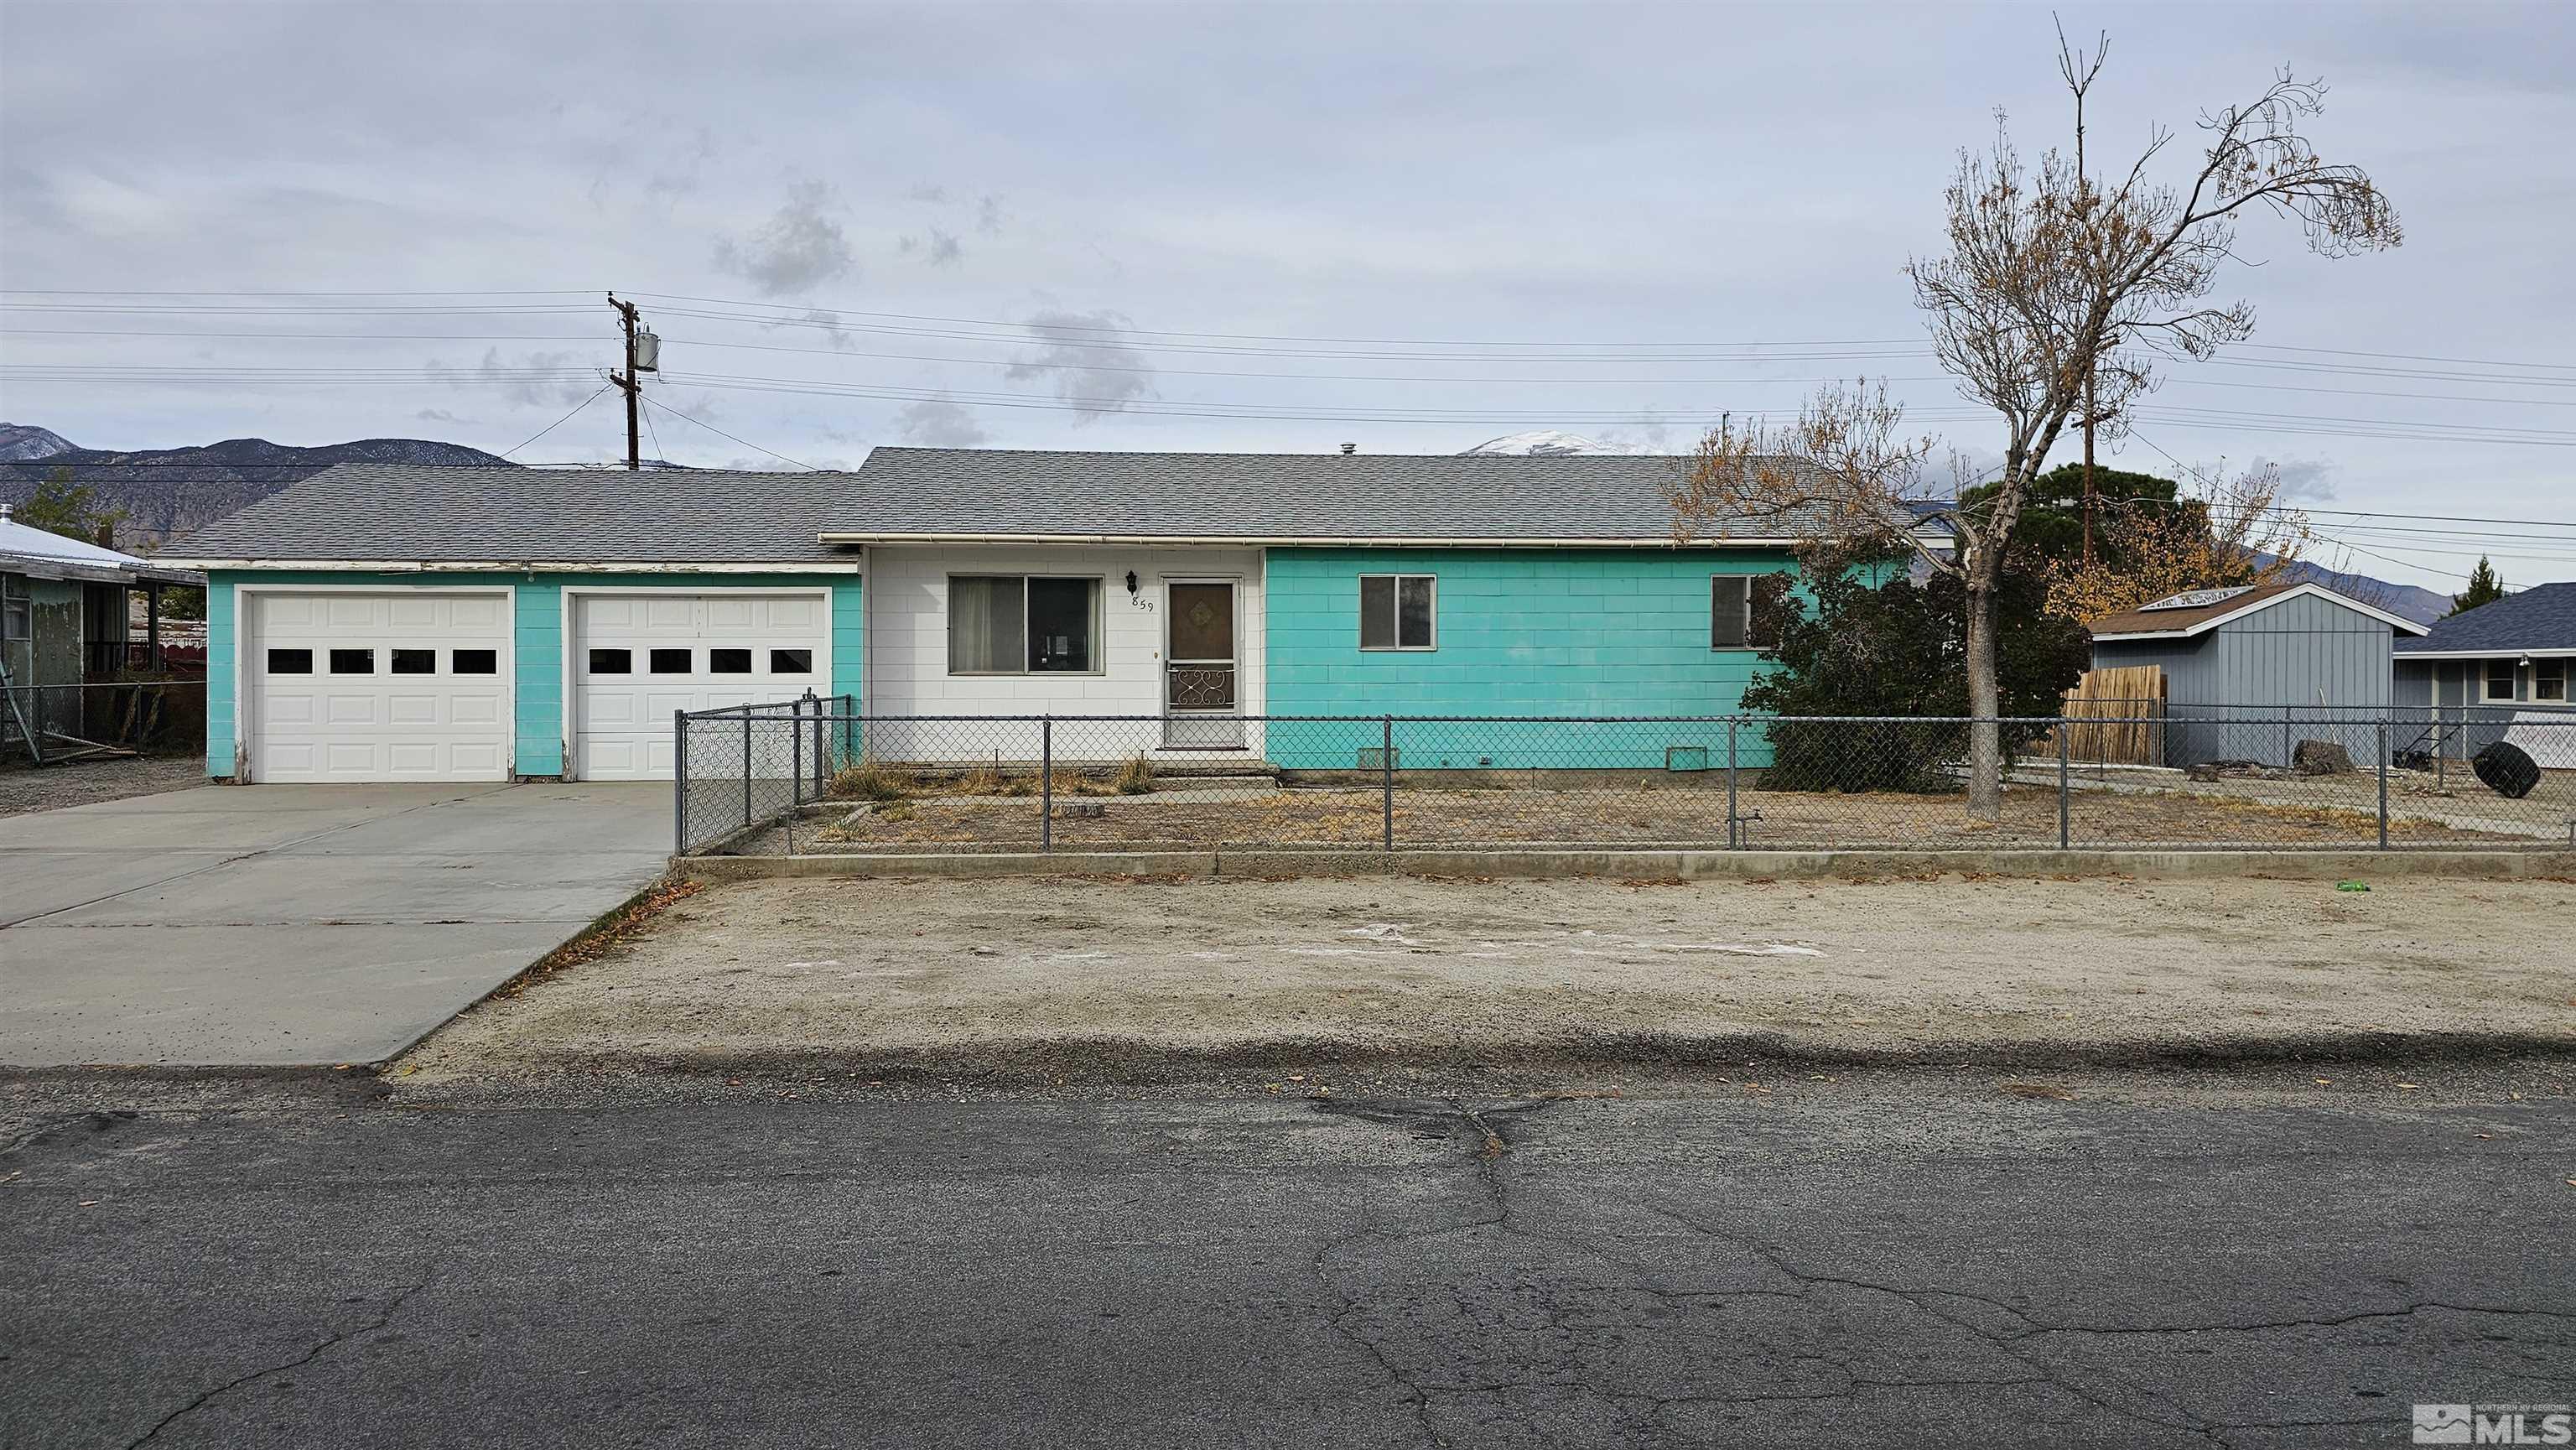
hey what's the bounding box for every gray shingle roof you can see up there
[164,465,860,564]
[161,449,1911,564]
[2395,581,2576,654]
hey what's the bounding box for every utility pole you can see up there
[608,293,642,470]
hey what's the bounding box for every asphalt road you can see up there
[4,1075,2570,1449]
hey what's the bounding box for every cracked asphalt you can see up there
[3,1072,2570,1448]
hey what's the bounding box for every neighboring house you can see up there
[2085,581,2429,768]
[156,450,1921,783]
[2392,582,2576,762]
[0,502,205,753]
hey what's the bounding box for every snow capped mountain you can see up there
[1459,430,1652,457]
[0,423,80,461]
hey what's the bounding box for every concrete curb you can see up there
[677,847,2576,882]
[451,1028,2576,1084]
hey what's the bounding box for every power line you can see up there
[636,392,819,471]
[500,384,614,460]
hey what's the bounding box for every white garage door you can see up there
[249,591,512,782]
[573,593,829,780]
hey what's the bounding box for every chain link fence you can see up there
[2,678,207,766]
[674,704,2576,856]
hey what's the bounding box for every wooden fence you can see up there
[2057,666,2168,767]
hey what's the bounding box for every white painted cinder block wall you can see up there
[862,543,1267,761]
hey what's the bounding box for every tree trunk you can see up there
[1963,580,2002,820]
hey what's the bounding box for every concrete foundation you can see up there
[678,846,2576,882]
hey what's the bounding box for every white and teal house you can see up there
[163,450,1906,782]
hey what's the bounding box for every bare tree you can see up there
[2041,460,2316,622]
[1668,26,2397,817]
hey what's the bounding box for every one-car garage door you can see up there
[248,590,513,782]
[572,592,829,780]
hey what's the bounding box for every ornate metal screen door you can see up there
[1164,581,1242,746]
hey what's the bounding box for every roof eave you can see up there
[818,531,1951,548]
[158,558,862,574]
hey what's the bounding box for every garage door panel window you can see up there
[329,648,374,674]
[771,647,813,674]
[589,647,633,675]
[709,648,753,674]
[390,648,436,675]
[452,649,497,674]
[648,647,692,673]
[266,648,314,674]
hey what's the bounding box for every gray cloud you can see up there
[714,180,854,295]
[899,225,964,267]
[428,349,600,408]
[415,408,470,425]
[975,194,1006,236]
[764,308,860,351]
[1005,310,1156,421]
[2261,456,2340,504]
[895,398,992,448]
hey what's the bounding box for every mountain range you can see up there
[0,424,516,546]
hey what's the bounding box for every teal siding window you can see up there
[1264,547,1800,769]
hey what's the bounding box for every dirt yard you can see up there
[732,777,2519,855]
[401,872,2576,1084]
[0,753,205,817]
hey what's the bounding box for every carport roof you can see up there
[158,449,1943,567]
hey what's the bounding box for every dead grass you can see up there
[746,777,2523,855]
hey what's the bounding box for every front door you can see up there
[1164,580,1241,746]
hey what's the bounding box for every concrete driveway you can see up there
[0,782,670,1068]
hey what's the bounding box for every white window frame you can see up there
[1358,574,1437,652]
[944,574,1106,677]
[2482,657,2519,703]
[2535,657,2567,703]
[1710,574,1782,652]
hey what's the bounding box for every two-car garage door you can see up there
[243,590,828,783]
[573,593,828,780]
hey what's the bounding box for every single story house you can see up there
[2085,580,2428,768]
[2,503,204,757]
[157,449,1915,783]
[2392,581,2576,764]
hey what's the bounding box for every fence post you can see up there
[673,709,687,857]
[2376,719,2390,850]
[1381,715,1394,853]
[1726,717,1740,850]
[2435,704,2447,790]
[2057,716,2071,850]
[792,697,806,808]
[742,710,753,830]
[2283,704,2293,770]
[1041,716,1053,853]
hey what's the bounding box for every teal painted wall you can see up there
[203,570,862,777]
[1263,548,1798,769]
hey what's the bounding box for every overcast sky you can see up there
[4,0,2572,589]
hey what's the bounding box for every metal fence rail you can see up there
[2,678,208,766]
[673,704,2576,856]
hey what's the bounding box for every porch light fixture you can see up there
[1125,570,1139,595]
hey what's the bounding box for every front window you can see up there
[2537,659,2567,703]
[0,574,27,642]
[2484,658,2518,702]
[1359,574,1436,650]
[1711,575,1787,651]
[948,575,1101,674]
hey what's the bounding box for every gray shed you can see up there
[2086,582,2429,768]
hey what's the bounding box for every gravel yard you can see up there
[400,871,2576,1084]
[731,776,2522,855]
[0,753,205,817]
